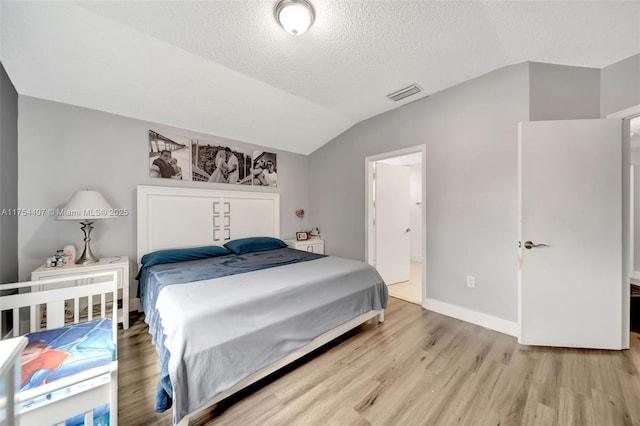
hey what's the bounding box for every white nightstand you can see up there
[285,238,324,254]
[31,256,130,329]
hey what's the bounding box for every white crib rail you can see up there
[0,270,119,426]
[0,271,118,342]
[17,362,118,426]
[0,337,27,426]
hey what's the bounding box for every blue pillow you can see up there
[140,245,230,268]
[223,237,287,255]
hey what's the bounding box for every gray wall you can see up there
[308,61,613,322]
[17,97,310,284]
[529,62,601,120]
[601,54,640,117]
[0,62,18,284]
[309,63,530,322]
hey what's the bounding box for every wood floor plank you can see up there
[358,357,436,424]
[529,349,562,410]
[446,360,508,426]
[615,368,640,425]
[118,297,640,425]
[528,401,557,426]
[557,386,595,426]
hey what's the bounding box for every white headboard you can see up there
[137,185,280,262]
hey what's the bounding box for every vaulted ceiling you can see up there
[1,1,639,154]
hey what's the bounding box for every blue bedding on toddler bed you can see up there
[18,318,115,425]
[21,317,115,391]
[137,247,326,412]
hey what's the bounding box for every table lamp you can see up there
[57,190,115,264]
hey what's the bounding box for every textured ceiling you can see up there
[2,1,639,154]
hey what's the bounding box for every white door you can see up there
[519,119,623,349]
[375,162,411,284]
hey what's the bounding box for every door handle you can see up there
[405,227,411,233]
[524,240,549,249]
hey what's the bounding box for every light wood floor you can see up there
[387,261,422,305]
[119,298,640,425]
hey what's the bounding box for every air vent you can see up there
[386,84,422,102]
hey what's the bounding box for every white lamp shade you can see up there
[57,190,115,220]
[276,0,314,35]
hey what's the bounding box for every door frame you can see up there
[608,104,640,349]
[365,144,427,306]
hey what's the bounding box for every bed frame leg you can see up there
[378,310,384,323]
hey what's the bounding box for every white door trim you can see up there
[609,105,639,350]
[365,145,427,306]
[631,164,635,288]
[630,164,635,345]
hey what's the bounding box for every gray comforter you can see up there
[155,255,387,424]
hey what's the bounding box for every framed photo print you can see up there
[252,151,278,187]
[296,232,308,241]
[148,130,191,180]
[191,140,253,184]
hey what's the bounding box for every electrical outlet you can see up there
[466,275,475,288]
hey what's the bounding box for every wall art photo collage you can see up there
[148,130,278,187]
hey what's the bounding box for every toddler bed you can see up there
[0,270,118,426]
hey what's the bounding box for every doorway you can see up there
[365,145,426,306]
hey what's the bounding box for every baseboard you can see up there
[423,298,518,337]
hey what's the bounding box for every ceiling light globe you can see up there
[275,0,314,36]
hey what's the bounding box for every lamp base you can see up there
[76,253,99,265]
[75,220,99,264]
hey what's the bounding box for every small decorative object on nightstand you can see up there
[286,238,324,254]
[31,256,130,329]
[296,231,308,241]
[63,244,76,264]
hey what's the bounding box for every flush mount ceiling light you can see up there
[275,0,315,35]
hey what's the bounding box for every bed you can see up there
[0,270,118,426]
[137,185,388,425]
